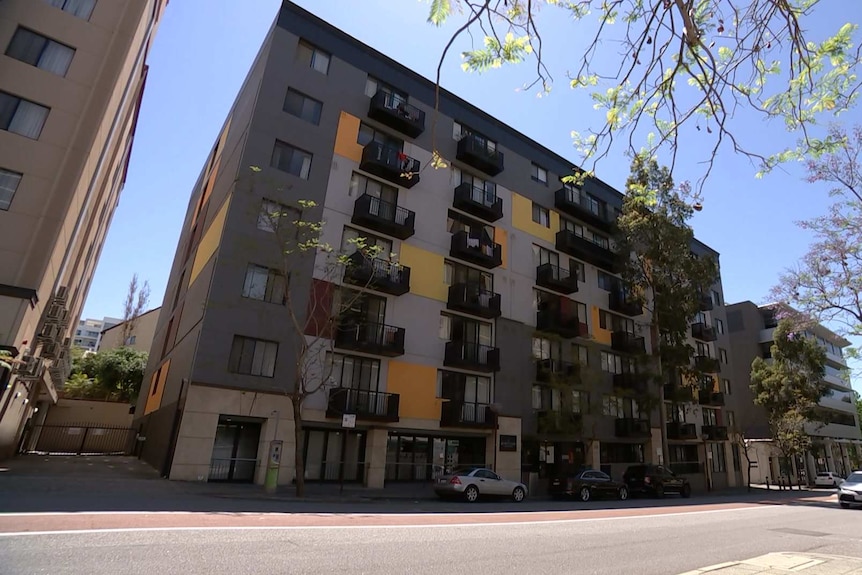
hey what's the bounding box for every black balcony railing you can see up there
[535,263,579,295]
[449,231,502,269]
[440,401,497,428]
[555,229,616,272]
[456,133,504,175]
[535,359,580,383]
[334,321,405,357]
[453,182,503,222]
[351,194,415,239]
[359,142,420,188]
[343,252,410,296]
[368,90,425,137]
[667,421,698,440]
[615,418,651,438]
[609,289,642,317]
[613,372,649,394]
[611,331,646,355]
[698,293,714,312]
[691,322,717,342]
[447,283,501,319]
[699,390,726,406]
[444,341,500,372]
[537,308,586,339]
[554,187,614,231]
[694,355,721,373]
[702,425,729,441]
[326,388,400,422]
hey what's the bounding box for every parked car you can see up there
[434,467,528,503]
[623,464,691,498]
[550,469,629,502]
[814,471,844,488]
[838,471,862,509]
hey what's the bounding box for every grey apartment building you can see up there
[134,1,740,491]
[726,302,861,483]
[0,0,168,459]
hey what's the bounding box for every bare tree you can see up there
[731,431,756,491]
[121,274,151,347]
[425,0,862,192]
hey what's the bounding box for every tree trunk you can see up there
[292,397,305,497]
[747,461,752,492]
[649,321,669,466]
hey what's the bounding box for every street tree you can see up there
[731,432,756,492]
[121,274,151,347]
[750,318,828,488]
[615,153,719,464]
[425,0,862,190]
[772,124,862,355]
[65,347,149,402]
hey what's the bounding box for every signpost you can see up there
[339,414,356,494]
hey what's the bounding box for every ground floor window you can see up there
[601,442,645,465]
[385,434,485,481]
[303,428,366,482]
[668,444,700,475]
[708,442,726,473]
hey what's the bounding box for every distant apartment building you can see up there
[133,1,738,491]
[0,0,168,459]
[73,316,121,351]
[726,302,862,482]
[98,307,160,353]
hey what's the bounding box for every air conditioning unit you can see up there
[41,342,59,360]
[54,285,69,304]
[15,355,44,379]
[36,323,59,342]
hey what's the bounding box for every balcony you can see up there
[699,390,726,407]
[444,341,500,372]
[359,142,420,188]
[694,355,721,373]
[449,231,502,269]
[664,383,694,403]
[367,90,425,138]
[535,263,579,295]
[447,283,501,319]
[334,321,405,357]
[440,401,497,429]
[702,425,729,441]
[613,372,649,394]
[555,230,616,272]
[691,322,717,342]
[554,187,614,231]
[698,293,714,312]
[343,252,410,296]
[535,359,579,383]
[611,331,646,355]
[326,388,400,422]
[615,418,651,439]
[456,133,504,175]
[537,410,582,434]
[453,182,503,222]
[667,421,698,440]
[351,194,415,240]
[609,289,642,317]
[537,308,586,339]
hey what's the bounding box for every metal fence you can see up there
[21,424,136,455]
[208,457,258,483]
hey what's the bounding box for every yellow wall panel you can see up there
[387,361,441,419]
[334,111,363,162]
[511,192,555,243]
[400,243,447,302]
[190,194,231,286]
[494,227,507,270]
[592,306,611,345]
[144,359,171,415]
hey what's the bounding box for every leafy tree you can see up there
[65,347,148,402]
[750,318,828,487]
[615,153,718,464]
[856,390,862,432]
[425,0,862,190]
[772,124,862,355]
[121,273,151,346]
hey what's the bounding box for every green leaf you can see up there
[427,0,451,26]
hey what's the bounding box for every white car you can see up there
[814,471,844,487]
[838,471,862,509]
[434,467,527,502]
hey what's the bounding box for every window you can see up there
[712,290,721,307]
[709,442,726,473]
[713,318,725,335]
[125,335,137,345]
[6,28,75,76]
[599,310,634,333]
[601,443,645,464]
[727,410,736,429]
[341,227,392,260]
[297,40,330,74]
[719,348,728,364]
[242,264,285,304]
[573,344,588,365]
[570,259,586,283]
[46,0,96,20]
[283,88,322,125]
[443,260,494,291]
[228,336,278,377]
[365,76,408,102]
[329,354,380,390]
[438,314,492,346]
[602,395,625,417]
[694,311,707,325]
[531,202,550,227]
[453,122,497,152]
[702,407,718,426]
[457,169,496,196]
[439,371,493,405]
[257,199,299,233]
[532,337,557,360]
[0,168,23,210]
[600,351,634,375]
[597,270,616,291]
[532,245,559,268]
[571,390,588,414]
[0,92,49,139]
[348,172,398,203]
[696,341,712,357]
[271,141,312,179]
[358,122,403,149]
[531,163,548,184]
[723,379,732,395]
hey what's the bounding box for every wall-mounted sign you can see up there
[499,435,517,452]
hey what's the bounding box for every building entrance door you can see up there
[208,416,262,483]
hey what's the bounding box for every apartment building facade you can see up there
[726,302,861,483]
[0,0,168,458]
[73,316,122,351]
[98,308,159,353]
[133,1,737,490]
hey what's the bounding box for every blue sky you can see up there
[83,0,860,377]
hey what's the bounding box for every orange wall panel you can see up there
[334,112,363,162]
[144,359,171,415]
[387,360,441,420]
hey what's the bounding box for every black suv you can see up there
[623,464,692,498]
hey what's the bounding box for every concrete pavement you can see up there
[679,552,862,575]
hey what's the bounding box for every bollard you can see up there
[765,477,770,490]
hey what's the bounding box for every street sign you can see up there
[342,414,356,429]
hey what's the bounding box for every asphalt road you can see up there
[2,502,861,575]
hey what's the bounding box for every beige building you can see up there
[98,307,160,353]
[0,0,168,459]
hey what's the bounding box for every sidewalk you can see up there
[679,552,862,574]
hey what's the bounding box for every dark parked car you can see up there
[550,469,629,502]
[623,464,691,498]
